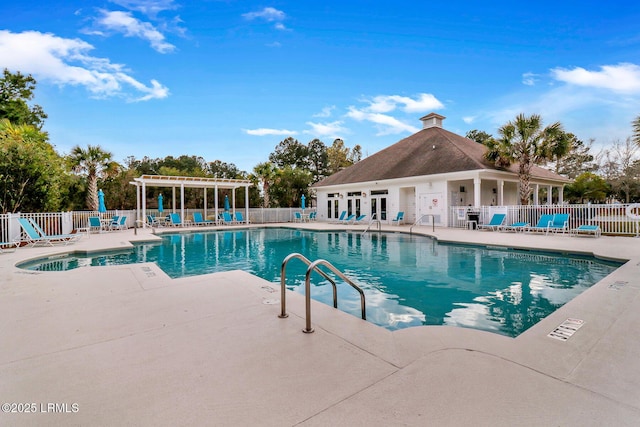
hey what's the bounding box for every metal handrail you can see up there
[303,259,366,333]
[362,213,381,236]
[279,253,338,319]
[410,214,436,233]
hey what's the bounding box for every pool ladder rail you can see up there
[410,214,436,233]
[279,253,366,333]
[361,213,381,236]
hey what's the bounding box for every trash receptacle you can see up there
[467,213,479,230]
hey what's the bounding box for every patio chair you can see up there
[391,212,405,225]
[478,213,506,231]
[147,215,162,227]
[193,212,215,226]
[88,216,105,233]
[308,212,316,221]
[571,224,601,238]
[499,222,529,232]
[293,212,303,223]
[526,214,554,234]
[28,218,81,243]
[110,216,127,231]
[169,213,184,227]
[548,213,570,234]
[108,215,120,229]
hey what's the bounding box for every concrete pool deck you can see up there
[1,223,640,426]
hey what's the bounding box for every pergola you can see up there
[130,175,253,227]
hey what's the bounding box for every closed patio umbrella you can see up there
[301,194,306,211]
[158,193,164,213]
[224,195,230,212]
[98,189,107,213]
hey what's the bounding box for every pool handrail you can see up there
[279,252,367,334]
[303,259,367,333]
[410,214,436,233]
[279,253,338,319]
[362,213,381,236]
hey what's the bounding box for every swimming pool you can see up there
[20,228,622,337]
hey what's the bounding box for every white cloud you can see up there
[109,0,179,18]
[304,121,348,137]
[313,106,335,118]
[522,72,538,86]
[94,10,176,53]
[462,116,476,124]
[346,107,420,135]
[242,7,288,30]
[551,63,640,94]
[244,128,297,136]
[367,93,444,113]
[0,30,169,101]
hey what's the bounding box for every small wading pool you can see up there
[19,228,623,337]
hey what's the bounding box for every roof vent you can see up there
[420,112,446,129]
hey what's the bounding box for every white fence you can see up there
[448,204,640,236]
[3,204,640,245]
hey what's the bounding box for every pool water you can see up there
[20,228,622,337]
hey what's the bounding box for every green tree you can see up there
[633,115,640,147]
[564,172,610,203]
[269,137,308,168]
[484,113,570,205]
[306,138,329,183]
[597,138,640,203]
[68,145,119,210]
[465,129,495,145]
[0,69,47,129]
[553,135,597,179]
[327,138,361,174]
[270,166,313,207]
[0,119,64,213]
[252,161,276,208]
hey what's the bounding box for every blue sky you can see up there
[2,1,640,173]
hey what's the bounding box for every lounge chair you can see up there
[18,218,77,246]
[234,212,249,224]
[28,218,81,244]
[526,214,554,234]
[340,214,355,224]
[548,213,570,234]
[571,224,601,238]
[88,216,105,233]
[499,222,529,232]
[352,214,367,224]
[391,212,405,225]
[478,213,506,231]
[221,212,236,225]
[0,240,19,253]
[108,216,120,230]
[193,212,215,226]
[331,211,347,223]
[168,213,185,226]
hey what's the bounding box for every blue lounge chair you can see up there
[193,212,215,226]
[527,214,554,234]
[331,211,347,223]
[168,213,183,226]
[499,221,529,232]
[571,224,601,238]
[108,215,120,229]
[478,213,506,231]
[110,216,127,231]
[0,240,19,253]
[221,212,236,225]
[352,214,366,224]
[28,218,81,244]
[235,212,249,223]
[341,214,355,224]
[549,213,570,234]
[391,212,405,225]
[18,218,73,246]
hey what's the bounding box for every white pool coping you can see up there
[1,223,640,426]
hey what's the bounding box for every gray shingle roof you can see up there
[314,126,569,187]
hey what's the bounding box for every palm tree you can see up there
[484,113,570,205]
[253,161,276,208]
[68,145,118,210]
[633,115,640,146]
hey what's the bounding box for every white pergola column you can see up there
[142,182,146,226]
[214,185,219,220]
[558,186,564,204]
[547,185,553,205]
[204,188,208,218]
[232,187,237,214]
[245,184,249,224]
[180,183,185,221]
[533,184,539,205]
[172,187,176,213]
[497,180,504,206]
[473,178,481,207]
[136,183,142,227]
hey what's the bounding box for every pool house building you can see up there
[312,113,570,226]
